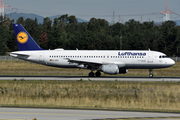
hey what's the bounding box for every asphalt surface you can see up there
[0,75,180,81]
[0,107,180,120]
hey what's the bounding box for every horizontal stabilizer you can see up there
[10,52,30,57]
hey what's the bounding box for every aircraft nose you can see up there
[168,58,175,66]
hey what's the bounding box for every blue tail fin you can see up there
[13,24,44,51]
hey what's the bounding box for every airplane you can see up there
[10,24,175,77]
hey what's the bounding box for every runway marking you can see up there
[0,112,134,118]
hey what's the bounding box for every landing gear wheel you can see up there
[149,74,153,78]
[95,71,101,77]
[149,69,153,78]
[89,72,94,77]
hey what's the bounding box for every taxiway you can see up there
[0,76,180,81]
[0,107,180,120]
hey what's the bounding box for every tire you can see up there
[149,74,153,78]
[89,72,94,77]
[95,71,101,77]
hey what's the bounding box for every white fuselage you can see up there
[10,50,175,69]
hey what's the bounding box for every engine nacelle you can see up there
[102,64,119,75]
[77,64,85,68]
[119,69,128,74]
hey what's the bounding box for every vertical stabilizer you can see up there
[13,24,44,51]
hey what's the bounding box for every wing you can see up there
[67,58,102,65]
[67,58,102,69]
[67,58,125,69]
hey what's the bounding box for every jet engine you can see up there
[102,64,119,75]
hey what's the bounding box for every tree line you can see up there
[0,14,180,56]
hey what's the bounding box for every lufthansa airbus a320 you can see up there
[10,24,175,77]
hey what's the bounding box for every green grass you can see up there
[0,80,180,112]
[0,60,179,77]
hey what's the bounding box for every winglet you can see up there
[13,24,44,51]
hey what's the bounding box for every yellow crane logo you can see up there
[17,32,28,44]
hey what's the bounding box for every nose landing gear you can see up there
[149,69,153,77]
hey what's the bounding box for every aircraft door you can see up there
[39,52,45,63]
[147,52,153,63]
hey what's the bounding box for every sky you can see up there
[3,0,180,23]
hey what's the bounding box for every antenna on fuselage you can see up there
[148,48,151,51]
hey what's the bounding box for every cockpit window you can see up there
[159,55,168,58]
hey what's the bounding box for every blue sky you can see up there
[4,0,180,22]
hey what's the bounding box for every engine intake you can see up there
[102,64,119,75]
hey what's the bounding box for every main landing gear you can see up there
[149,69,153,77]
[88,72,94,77]
[88,71,101,77]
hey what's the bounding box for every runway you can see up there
[0,107,180,120]
[0,75,180,81]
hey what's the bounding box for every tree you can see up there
[68,15,77,23]
[38,30,48,49]
[0,25,5,55]
[43,17,52,31]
